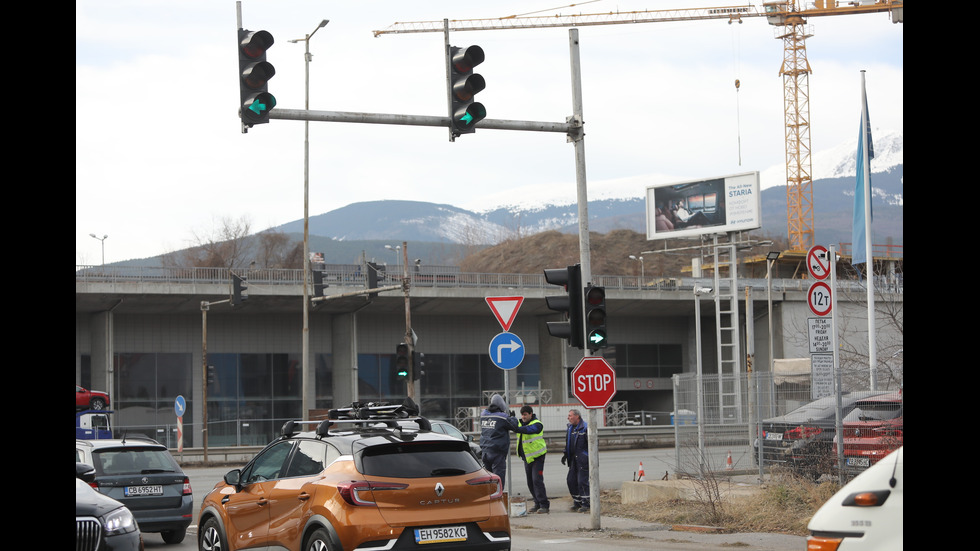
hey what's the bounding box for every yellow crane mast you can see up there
[375,1,904,252]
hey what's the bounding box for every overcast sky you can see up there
[76,1,903,264]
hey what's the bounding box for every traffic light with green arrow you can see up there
[237,28,276,128]
[447,45,486,138]
[395,343,410,382]
[584,285,608,350]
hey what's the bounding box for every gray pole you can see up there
[567,28,600,531]
[289,19,329,420]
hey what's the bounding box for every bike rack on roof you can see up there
[278,397,432,440]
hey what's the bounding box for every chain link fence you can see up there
[671,370,903,481]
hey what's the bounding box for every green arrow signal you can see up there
[589,330,606,345]
[459,112,474,126]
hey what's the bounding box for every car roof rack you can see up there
[278,397,433,440]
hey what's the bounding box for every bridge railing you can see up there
[76,265,901,294]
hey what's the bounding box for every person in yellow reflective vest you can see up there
[515,405,550,514]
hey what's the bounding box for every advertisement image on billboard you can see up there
[645,171,761,241]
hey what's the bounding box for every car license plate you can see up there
[765,433,783,441]
[846,457,870,468]
[414,526,467,545]
[124,485,164,497]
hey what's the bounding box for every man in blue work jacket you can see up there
[562,408,590,512]
[480,394,516,484]
[515,405,550,513]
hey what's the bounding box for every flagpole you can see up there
[860,70,877,390]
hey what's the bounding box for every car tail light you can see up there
[466,473,503,500]
[784,425,823,440]
[806,535,843,550]
[337,481,408,506]
[182,477,192,496]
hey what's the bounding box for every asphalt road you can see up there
[149,448,805,551]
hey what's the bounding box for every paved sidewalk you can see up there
[509,497,807,551]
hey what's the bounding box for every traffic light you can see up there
[237,28,276,128]
[447,45,486,137]
[544,264,583,349]
[366,262,380,299]
[395,343,410,382]
[413,352,424,380]
[312,269,326,297]
[232,274,248,306]
[584,285,608,350]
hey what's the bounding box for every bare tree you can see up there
[255,229,303,269]
[163,216,255,270]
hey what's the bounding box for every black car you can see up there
[753,391,887,479]
[75,437,193,544]
[76,463,143,551]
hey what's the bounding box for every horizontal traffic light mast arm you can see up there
[311,283,403,303]
[270,108,574,134]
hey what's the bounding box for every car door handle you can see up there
[258,498,269,506]
[298,492,311,501]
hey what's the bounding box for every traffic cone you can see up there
[726,451,733,471]
[637,461,646,481]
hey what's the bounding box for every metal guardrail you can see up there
[75,265,901,294]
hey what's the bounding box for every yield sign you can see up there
[486,296,524,332]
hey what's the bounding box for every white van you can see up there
[806,446,903,550]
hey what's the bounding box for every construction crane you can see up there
[375,1,904,252]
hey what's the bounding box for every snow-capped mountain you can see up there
[274,132,902,252]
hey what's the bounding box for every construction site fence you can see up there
[670,370,903,479]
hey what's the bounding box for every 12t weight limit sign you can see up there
[808,281,833,316]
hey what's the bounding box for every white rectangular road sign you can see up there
[807,318,833,353]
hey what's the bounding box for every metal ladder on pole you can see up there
[713,239,743,423]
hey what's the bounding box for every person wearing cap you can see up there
[514,405,550,514]
[479,394,516,483]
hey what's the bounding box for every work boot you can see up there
[579,506,590,513]
[570,503,581,512]
[536,508,549,514]
[528,505,540,514]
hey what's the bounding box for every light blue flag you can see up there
[852,83,874,267]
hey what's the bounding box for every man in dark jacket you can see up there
[480,394,516,483]
[515,405,550,513]
[561,408,590,512]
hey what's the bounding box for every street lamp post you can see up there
[628,254,644,285]
[693,285,712,471]
[89,233,108,266]
[289,19,329,419]
[385,244,401,272]
[764,250,781,440]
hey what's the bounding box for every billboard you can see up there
[645,171,761,240]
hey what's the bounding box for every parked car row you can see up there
[753,390,903,479]
[76,435,193,545]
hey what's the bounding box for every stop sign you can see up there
[571,357,617,409]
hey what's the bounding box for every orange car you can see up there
[198,400,511,551]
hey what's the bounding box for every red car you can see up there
[837,390,903,474]
[76,385,110,411]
